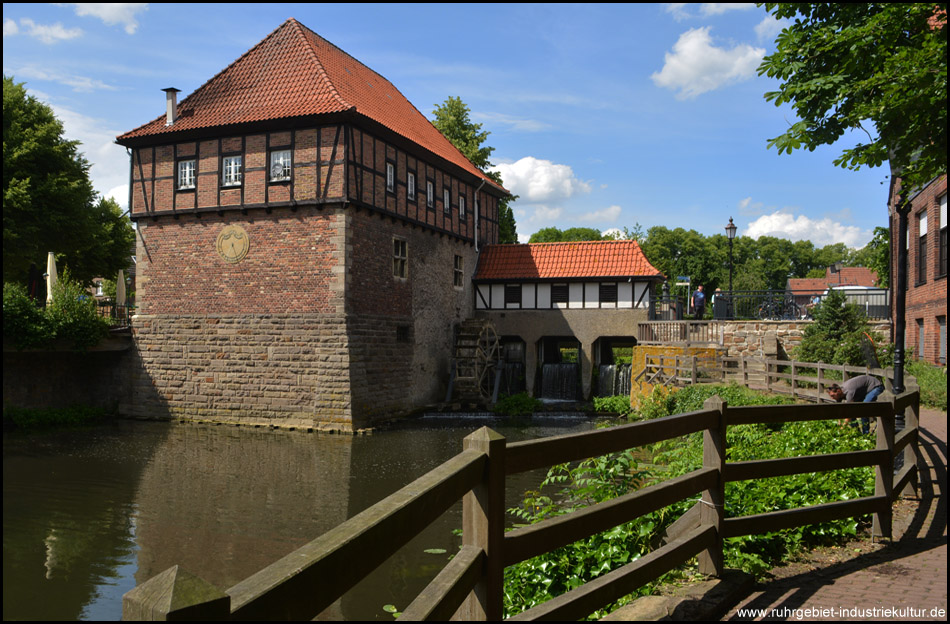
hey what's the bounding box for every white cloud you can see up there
[737,196,765,216]
[578,205,622,223]
[69,3,148,35]
[50,103,130,207]
[754,15,787,43]
[474,112,550,133]
[490,157,591,203]
[651,27,765,99]
[3,18,19,37]
[745,211,872,248]
[665,3,755,21]
[12,65,118,92]
[16,18,82,44]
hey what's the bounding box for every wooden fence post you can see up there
[698,396,726,576]
[902,386,921,497]
[816,362,824,402]
[123,566,230,621]
[691,356,698,385]
[873,399,896,540]
[458,427,506,620]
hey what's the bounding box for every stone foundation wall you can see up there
[127,314,354,430]
[721,320,891,359]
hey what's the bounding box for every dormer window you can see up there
[177,159,196,189]
[222,155,242,186]
[270,150,291,181]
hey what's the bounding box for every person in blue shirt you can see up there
[691,285,705,319]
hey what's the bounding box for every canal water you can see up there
[2,413,600,621]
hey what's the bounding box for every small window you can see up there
[459,194,466,218]
[270,150,291,181]
[505,284,522,306]
[386,162,395,193]
[393,238,408,278]
[222,155,242,186]
[454,255,464,288]
[939,194,947,277]
[551,283,568,305]
[407,172,416,201]
[443,188,451,214]
[177,159,196,189]
[918,211,928,284]
[95,281,103,296]
[600,283,618,304]
[426,181,434,209]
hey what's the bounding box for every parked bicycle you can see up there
[756,298,802,320]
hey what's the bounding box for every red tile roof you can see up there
[787,267,879,294]
[116,18,501,191]
[474,241,664,281]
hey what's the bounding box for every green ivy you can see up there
[493,392,543,416]
[503,384,875,619]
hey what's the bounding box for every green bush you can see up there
[592,394,634,416]
[2,272,110,351]
[3,282,54,348]
[45,274,111,350]
[796,290,888,366]
[493,392,543,416]
[504,384,873,618]
[906,359,947,411]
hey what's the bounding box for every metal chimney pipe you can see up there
[162,88,180,126]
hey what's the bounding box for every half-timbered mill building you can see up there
[472,240,664,401]
[116,18,506,431]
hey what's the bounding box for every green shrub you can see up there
[493,392,543,416]
[504,383,873,618]
[46,274,111,350]
[592,394,634,416]
[906,359,947,411]
[3,282,55,348]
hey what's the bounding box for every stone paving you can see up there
[723,407,948,621]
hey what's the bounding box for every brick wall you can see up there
[890,175,947,364]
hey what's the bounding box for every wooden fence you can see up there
[123,380,921,621]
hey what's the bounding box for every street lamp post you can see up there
[725,217,737,318]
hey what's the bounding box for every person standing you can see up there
[826,375,884,433]
[691,285,705,319]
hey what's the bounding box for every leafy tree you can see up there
[796,290,886,365]
[851,226,890,287]
[757,4,947,192]
[431,96,519,243]
[3,76,134,286]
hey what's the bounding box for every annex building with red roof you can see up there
[116,18,508,430]
[472,240,664,400]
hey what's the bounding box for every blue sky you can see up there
[3,3,891,247]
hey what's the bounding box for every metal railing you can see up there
[95,299,134,328]
[710,289,890,321]
[123,381,921,621]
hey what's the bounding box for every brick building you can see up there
[116,19,506,430]
[888,174,947,365]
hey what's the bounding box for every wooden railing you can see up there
[123,380,921,621]
[637,320,723,345]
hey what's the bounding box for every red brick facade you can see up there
[889,174,947,365]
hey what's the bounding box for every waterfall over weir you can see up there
[598,364,632,397]
[540,363,579,401]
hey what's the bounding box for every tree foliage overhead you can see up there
[757,3,947,191]
[3,76,134,286]
[432,96,518,243]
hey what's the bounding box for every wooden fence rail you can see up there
[124,384,921,621]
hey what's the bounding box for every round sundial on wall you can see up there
[216,225,249,264]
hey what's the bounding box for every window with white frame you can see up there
[408,172,416,200]
[939,193,947,277]
[386,162,395,192]
[454,255,464,288]
[443,188,451,214]
[222,155,242,186]
[270,150,291,181]
[177,159,196,189]
[393,238,408,278]
[426,181,434,209]
[459,194,466,218]
[918,211,928,284]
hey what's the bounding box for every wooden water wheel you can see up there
[451,320,502,403]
